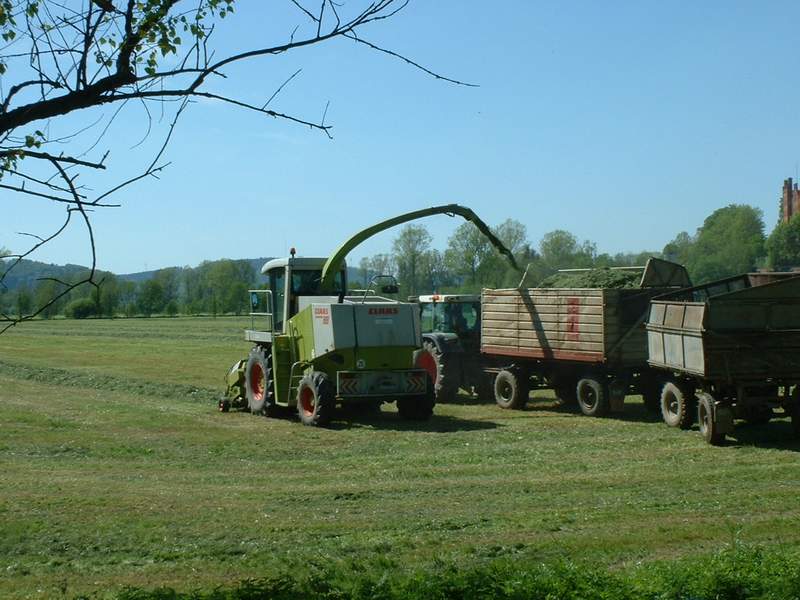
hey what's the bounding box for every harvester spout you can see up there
[320,204,521,292]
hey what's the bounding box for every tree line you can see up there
[0,259,258,320]
[2,202,797,319]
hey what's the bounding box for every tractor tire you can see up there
[414,340,459,403]
[494,369,528,410]
[697,393,725,445]
[296,371,335,427]
[576,377,610,417]
[397,379,435,421]
[660,381,695,429]
[245,346,276,416]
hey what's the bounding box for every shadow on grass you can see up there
[717,419,800,452]
[330,410,502,433]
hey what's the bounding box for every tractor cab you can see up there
[246,255,345,341]
[415,294,481,340]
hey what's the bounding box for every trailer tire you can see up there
[697,393,725,445]
[494,369,528,410]
[296,372,335,427]
[414,341,459,403]
[660,381,695,429]
[245,346,276,416]
[576,377,610,417]
[398,379,435,421]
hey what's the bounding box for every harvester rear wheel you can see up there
[414,340,459,403]
[296,372,335,427]
[245,346,276,416]
[660,381,695,429]
[494,369,528,410]
[576,377,609,417]
[397,377,435,421]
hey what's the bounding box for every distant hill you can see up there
[3,256,363,291]
[0,259,92,292]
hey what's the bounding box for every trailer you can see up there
[481,258,690,416]
[646,272,800,444]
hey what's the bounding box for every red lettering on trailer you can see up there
[566,297,580,341]
[368,307,399,315]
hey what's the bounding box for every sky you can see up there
[3,0,800,274]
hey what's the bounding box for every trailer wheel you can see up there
[576,377,609,417]
[697,393,725,445]
[245,346,276,416]
[397,378,435,421]
[296,372,335,427]
[494,369,528,410]
[414,341,459,403]
[660,381,695,429]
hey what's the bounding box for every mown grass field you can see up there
[2,317,800,598]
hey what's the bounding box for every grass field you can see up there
[2,317,800,598]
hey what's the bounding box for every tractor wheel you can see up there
[414,340,459,403]
[296,372,335,427]
[245,346,276,416]
[494,369,528,410]
[697,393,725,445]
[660,381,695,429]
[397,379,435,421]
[576,377,609,417]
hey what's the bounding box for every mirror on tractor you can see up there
[381,284,399,294]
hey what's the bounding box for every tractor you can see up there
[411,294,492,403]
[220,204,520,426]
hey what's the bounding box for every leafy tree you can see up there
[766,215,800,270]
[444,222,492,288]
[392,225,432,296]
[663,231,694,266]
[138,279,166,317]
[539,230,596,273]
[15,286,32,319]
[687,204,765,282]
[64,297,97,319]
[0,0,468,331]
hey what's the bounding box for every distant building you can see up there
[782,178,800,223]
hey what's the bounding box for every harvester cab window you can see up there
[287,269,346,318]
[267,268,286,332]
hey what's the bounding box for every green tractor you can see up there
[221,204,520,426]
[411,294,492,403]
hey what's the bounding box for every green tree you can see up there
[687,204,765,283]
[444,222,492,288]
[539,230,596,273]
[392,225,432,296]
[138,280,166,317]
[15,286,32,319]
[766,214,800,270]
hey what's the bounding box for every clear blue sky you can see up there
[3,0,799,273]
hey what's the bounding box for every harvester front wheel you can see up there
[414,340,459,403]
[494,369,528,410]
[245,346,275,416]
[660,381,695,429]
[296,372,335,427]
